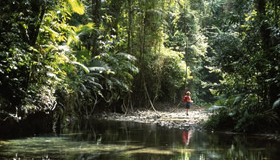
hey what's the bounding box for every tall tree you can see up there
[91,0,101,57]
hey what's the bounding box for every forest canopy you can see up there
[0,0,279,134]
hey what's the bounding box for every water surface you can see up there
[0,119,279,160]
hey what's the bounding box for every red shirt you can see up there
[183,95,192,103]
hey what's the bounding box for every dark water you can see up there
[0,119,279,160]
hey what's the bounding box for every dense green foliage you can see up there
[204,0,280,133]
[0,0,279,135]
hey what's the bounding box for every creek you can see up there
[0,119,279,160]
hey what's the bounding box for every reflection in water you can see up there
[0,119,280,160]
[181,130,193,160]
[182,130,192,146]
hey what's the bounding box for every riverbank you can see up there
[94,104,211,130]
[93,106,280,141]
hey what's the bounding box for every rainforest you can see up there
[0,0,280,137]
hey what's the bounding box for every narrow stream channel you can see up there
[0,119,279,160]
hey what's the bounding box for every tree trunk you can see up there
[127,0,132,54]
[256,0,271,51]
[92,0,101,57]
[184,37,189,93]
[29,1,46,46]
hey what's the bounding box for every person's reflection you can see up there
[182,130,192,146]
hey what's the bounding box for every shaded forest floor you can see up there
[94,103,211,130]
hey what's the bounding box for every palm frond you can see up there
[116,53,137,61]
[76,23,95,35]
[72,61,89,74]
[88,66,107,72]
[87,59,110,70]
[96,53,119,65]
[117,60,139,74]
[273,98,280,109]
[86,78,103,89]
[123,72,133,80]
[88,72,104,78]
[111,77,129,92]
[147,8,165,17]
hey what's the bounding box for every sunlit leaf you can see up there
[72,61,89,74]
[66,0,85,15]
